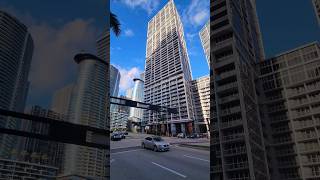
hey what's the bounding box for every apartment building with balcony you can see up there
[191,76,210,134]
[210,0,269,179]
[0,158,58,179]
[144,0,195,136]
[199,21,210,67]
[257,42,320,179]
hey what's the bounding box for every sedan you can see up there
[141,136,170,152]
[111,132,122,141]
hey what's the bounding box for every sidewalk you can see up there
[111,133,209,150]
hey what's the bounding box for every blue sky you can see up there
[111,0,320,96]
[0,0,319,108]
[256,0,320,58]
[0,0,107,109]
[110,0,210,96]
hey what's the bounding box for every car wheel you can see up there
[153,146,158,152]
[142,143,145,149]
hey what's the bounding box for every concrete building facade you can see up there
[191,76,210,134]
[0,158,58,179]
[258,42,320,179]
[62,53,108,179]
[210,0,269,179]
[51,84,74,119]
[128,78,145,132]
[144,0,195,136]
[199,21,210,67]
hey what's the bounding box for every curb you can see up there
[178,144,210,151]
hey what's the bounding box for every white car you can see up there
[141,136,170,152]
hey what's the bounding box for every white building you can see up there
[110,112,129,131]
[51,84,74,119]
[191,76,210,134]
[144,0,195,136]
[199,21,210,67]
[128,77,144,132]
[62,53,108,179]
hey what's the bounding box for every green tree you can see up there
[110,12,121,36]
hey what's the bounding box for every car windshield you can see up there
[153,137,163,142]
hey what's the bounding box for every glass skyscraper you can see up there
[0,10,34,158]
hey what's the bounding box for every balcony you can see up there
[291,110,312,119]
[225,162,249,171]
[220,106,241,116]
[212,137,220,144]
[220,119,242,129]
[272,127,291,134]
[269,116,289,124]
[276,149,296,157]
[268,105,287,113]
[306,83,320,93]
[218,70,237,80]
[312,107,320,115]
[215,56,234,69]
[217,82,238,92]
[223,146,246,156]
[222,133,244,142]
[296,134,317,142]
[211,165,222,173]
[218,94,239,104]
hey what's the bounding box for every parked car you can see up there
[141,136,170,152]
[187,133,200,138]
[177,133,186,138]
[111,132,122,141]
[118,132,126,139]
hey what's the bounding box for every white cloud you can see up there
[124,29,134,37]
[115,66,142,94]
[29,19,97,92]
[0,4,100,107]
[186,32,197,42]
[182,0,209,28]
[118,0,160,15]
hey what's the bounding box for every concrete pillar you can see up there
[171,123,176,136]
[181,123,186,134]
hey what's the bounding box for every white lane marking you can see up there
[151,162,187,178]
[172,145,210,153]
[110,159,115,163]
[111,149,143,155]
[183,155,209,162]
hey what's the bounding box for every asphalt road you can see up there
[110,145,209,180]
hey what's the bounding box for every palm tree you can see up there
[110,12,121,36]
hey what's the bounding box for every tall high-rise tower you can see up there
[313,0,320,25]
[199,21,210,67]
[62,53,108,179]
[0,11,34,158]
[191,76,210,134]
[110,65,120,97]
[128,77,144,132]
[210,0,269,179]
[144,0,194,135]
